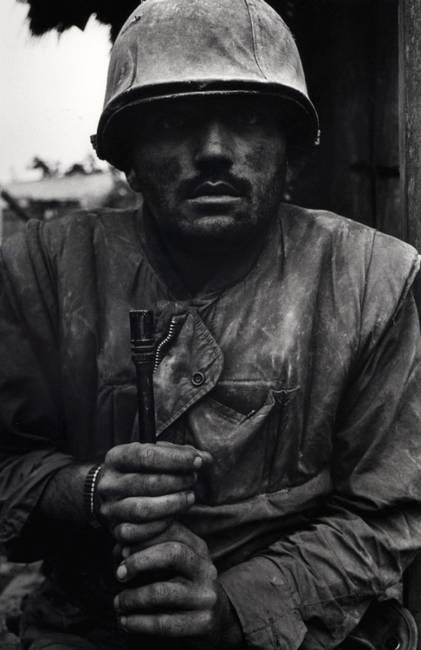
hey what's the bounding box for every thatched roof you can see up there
[19,0,297,41]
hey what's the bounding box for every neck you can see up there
[142,207,274,296]
[164,233,266,294]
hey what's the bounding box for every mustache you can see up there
[178,173,252,199]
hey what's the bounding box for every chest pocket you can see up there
[185,380,301,505]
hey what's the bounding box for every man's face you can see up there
[129,96,287,246]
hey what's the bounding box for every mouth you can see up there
[187,180,241,199]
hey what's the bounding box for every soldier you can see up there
[1,0,421,648]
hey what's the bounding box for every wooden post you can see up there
[399,0,421,307]
[399,0,421,624]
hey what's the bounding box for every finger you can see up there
[106,443,206,473]
[116,541,210,582]
[157,442,214,467]
[124,521,209,558]
[119,611,213,637]
[115,581,216,613]
[102,491,195,524]
[113,543,124,561]
[113,519,172,545]
[100,471,197,500]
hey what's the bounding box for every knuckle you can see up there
[154,615,167,636]
[197,610,213,633]
[98,502,110,520]
[149,582,166,604]
[128,499,147,520]
[130,473,146,495]
[113,523,125,540]
[137,500,151,519]
[203,610,213,624]
[166,616,185,638]
[105,446,122,466]
[125,589,139,611]
[166,541,183,564]
[196,536,208,555]
[182,445,200,461]
[203,610,214,630]
[117,590,129,611]
[146,474,161,493]
[125,554,139,574]
[104,448,115,465]
[97,473,113,498]
[116,523,135,541]
[165,494,185,516]
[147,584,158,604]
[176,492,191,510]
[141,444,156,466]
[123,523,136,540]
[203,587,217,608]
[206,563,218,581]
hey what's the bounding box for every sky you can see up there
[0,0,111,183]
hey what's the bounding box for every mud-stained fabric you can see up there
[0,204,421,649]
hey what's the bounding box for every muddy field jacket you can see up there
[1,204,421,650]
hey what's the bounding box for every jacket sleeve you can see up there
[220,234,421,649]
[0,221,73,559]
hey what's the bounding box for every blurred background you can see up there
[0,0,109,183]
[0,0,138,244]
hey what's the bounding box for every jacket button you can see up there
[191,371,205,387]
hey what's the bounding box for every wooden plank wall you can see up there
[374,0,400,238]
[399,0,421,306]
[283,0,421,620]
[288,0,401,239]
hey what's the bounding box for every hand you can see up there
[96,442,212,545]
[114,522,242,648]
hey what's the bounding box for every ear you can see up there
[126,168,142,192]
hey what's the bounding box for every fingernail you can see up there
[122,547,130,559]
[120,616,127,630]
[116,564,128,581]
[113,595,120,612]
[193,456,203,469]
[187,491,195,505]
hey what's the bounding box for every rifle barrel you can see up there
[129,309,156,444]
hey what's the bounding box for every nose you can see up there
[194,120,233,170]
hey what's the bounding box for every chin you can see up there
[176,214,266,246]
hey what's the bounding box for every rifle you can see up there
[129,309,156,445]
[126,309,156,649]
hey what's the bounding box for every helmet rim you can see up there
[94,81,320,170]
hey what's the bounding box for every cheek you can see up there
[243,140,285,187]
[140,157,181,188]
[135,149,183,195]
[244,141,270,170]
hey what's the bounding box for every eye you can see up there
[236,108,265,126]
[156,113,187,130]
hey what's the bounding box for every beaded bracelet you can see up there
[83,463,104,529]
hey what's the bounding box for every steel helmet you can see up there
[93,0,320,170]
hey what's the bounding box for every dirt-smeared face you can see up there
[129,96,287,246]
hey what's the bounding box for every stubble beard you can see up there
[146,164,286,256]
